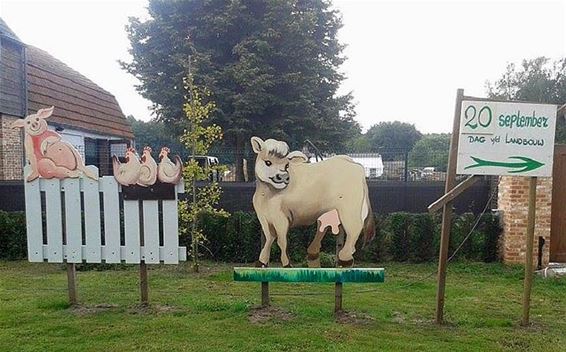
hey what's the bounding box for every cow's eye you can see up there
[264,160,272,166]
[35,118,39,121]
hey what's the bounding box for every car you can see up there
[192,156,222,182]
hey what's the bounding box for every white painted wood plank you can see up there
[83,168,101,263]
[62,179,82,263]
[44,179,63,263]
[176,179,185,194]
[23,166,43,262]
[142,200,159,264]
[123,200,141,263]
[45,245,187,263]
[162,200,179,264]
[102,177,121,263]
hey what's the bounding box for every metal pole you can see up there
[521,177,537,326]
[404,150,409,182]
[435,88,464,324]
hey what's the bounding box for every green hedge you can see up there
[197,211,501,264]
[0,211,27,260]
[0,210,501,264]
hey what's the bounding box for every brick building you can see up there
[498,144,566,266]
[0,18,133,181]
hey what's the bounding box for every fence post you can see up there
[66,262,78,306]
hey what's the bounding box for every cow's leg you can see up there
[273,219,291,267]
[257,217,275,267]
[337,212,364,268]
[307,224,327,268]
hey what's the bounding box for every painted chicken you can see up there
[137,146,158,187]
[112,147,141,186]
[157,147,183,184]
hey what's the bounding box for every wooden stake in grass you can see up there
[521,177,537,326]
[66,262,77,306]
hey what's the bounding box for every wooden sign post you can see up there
[433,90,557,325]
[435,89,464,324]
[521,176,537,326]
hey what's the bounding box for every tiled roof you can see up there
[26,45,133,139]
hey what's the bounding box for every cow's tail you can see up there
[361,183,375,247]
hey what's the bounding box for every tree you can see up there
[487,57,566,143]
[408,133,450,171]
[122,0,360,180]
[128,116,188,158]
[365,121,422,151]
[178,77,228,272]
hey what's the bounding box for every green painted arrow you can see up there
[464,156,544,173]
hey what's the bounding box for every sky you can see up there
[1,0,565,134]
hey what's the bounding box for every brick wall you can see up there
[498,176,552,266]
[0,114,24,181]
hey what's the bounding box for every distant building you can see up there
[308,153,384,179]
[0,18,133,180]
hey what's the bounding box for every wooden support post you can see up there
[435,88,464,324]
[335,282,343,314]
[428,175,481,214]
[335,228,345,315]
[261,282,269,307]
[521,177,537,326]
[66,262,78,306]
[140,261,149,306]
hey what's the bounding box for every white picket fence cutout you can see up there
[24,165,186,264]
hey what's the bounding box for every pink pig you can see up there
[11,106,97,182]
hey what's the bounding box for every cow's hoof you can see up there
[307,258,321,268]
[307,253,321,268]
[307,252,320,261]
[255,260,268,268]
[337,259,354,268]
[283,264,293,268]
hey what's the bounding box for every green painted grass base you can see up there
[233,267,385,283]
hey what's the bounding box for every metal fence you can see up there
[205,146,449,183]
[70,142,450,183]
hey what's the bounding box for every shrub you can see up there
[389,212,412,261]
[0,211,27,260]
[409,214,436,262]
[0,210,502,264]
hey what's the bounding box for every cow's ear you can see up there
[288,151,308,164]
[36,106,55,119]
[250,136,264,154]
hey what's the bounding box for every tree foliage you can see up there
[364,121,422,151]
[122,0,359,157]
[128,116,187,158]
[408,133,450,171]
[178,77,228,272]
[487,57,566,143]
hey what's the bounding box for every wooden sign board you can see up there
[456,101,557,177]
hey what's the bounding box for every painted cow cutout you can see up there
[251,137,375,268]
[10,106,97,181]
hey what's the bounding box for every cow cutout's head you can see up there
[10,106,54,136]
[251,136,307,190]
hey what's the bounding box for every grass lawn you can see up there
[0,261,565,352]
